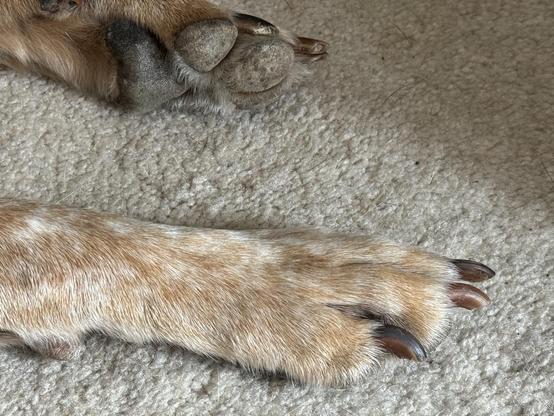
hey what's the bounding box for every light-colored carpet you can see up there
[0,0,552,414]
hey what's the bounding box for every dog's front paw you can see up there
[227,231,495,385]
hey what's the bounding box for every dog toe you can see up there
[217,35,295,93]
[175,19,238,72]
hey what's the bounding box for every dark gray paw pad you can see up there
[219,36,295,93]
[106,20,160,58]
[175,19,238,73]
[106,20,187,112]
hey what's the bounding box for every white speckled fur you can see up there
[0,199,465,385]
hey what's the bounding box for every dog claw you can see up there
[449,283,491,310]
[451,259,495,282]
[233,13,279,36]
[232,13,329,57]
[375,325,427,361]
[293,37,329,55]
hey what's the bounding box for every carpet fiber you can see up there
[0,0,552,414]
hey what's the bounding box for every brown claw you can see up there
[451,259,495,282]
[232,13,279,36]
[449,283,491,310]
[232,13,329,58]
[293,37,329,55]
[375,325,427,361]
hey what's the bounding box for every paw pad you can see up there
[175,19,238,73]
[219,36,295,93]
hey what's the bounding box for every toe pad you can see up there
[219,36,295,93]
[175,19,238,73]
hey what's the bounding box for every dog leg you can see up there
[0,200,495,385]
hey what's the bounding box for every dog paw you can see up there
[231,231,495,385]
[169,14,327,112]
[106,15,327,112]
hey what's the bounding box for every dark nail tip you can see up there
[375,325,427,361]
[451,259,496,282]
[449,282,491,310]
[295,37,329,55]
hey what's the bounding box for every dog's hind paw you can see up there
[106,14,327,112]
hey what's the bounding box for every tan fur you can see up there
[0,199,461,385]
[0,0,229,102]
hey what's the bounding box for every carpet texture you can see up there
[0,0,552,414]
